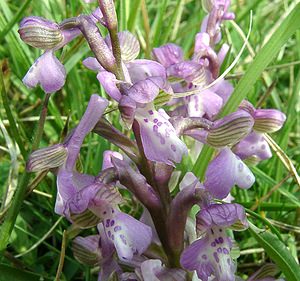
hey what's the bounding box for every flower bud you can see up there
[207,111,254,147]
[19,16,63,49]
[253,109,286,133]
[26,144,67,172]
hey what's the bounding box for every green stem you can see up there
[32,93,51,151]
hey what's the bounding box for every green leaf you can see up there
[0,264,51,281]
[249,223,300,281]
[193,3,300,179]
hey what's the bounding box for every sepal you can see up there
[26,144,67,172]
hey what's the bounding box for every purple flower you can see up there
[233,132,272,162]
[93,206,152,262]
[181,203,248,281]
[19,16,81,93]
[152,43,184,68]
[84,38,188,165]
[253,109,286,133]
[204,147,255,199]
[134,105,188,166]
[23,50,66,93]
[72,225,122,280]
[53,94,108,214]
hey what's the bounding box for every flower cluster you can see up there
[21,0,286,280]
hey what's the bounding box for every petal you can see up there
[65,94,109,169]
[83,57,104,72]
[23,50,66,93]
[204,148,255,199]
[180,230,235,281]
[96,71,122,101]
[105,31,140,62]
[19,16,62,49]
[253,109,286,133]
[194,32,210,53]
[207,110,254,148]
[152,43,184,68]
[179,172,202,191]
[102,150,123,170]
[140,259,186,281]
[119,95,137,128]
[72,235,102,266]
[56,169,97,217]
[211,79,234,104]
[196,203,248,230]
[103,209,152,261]
[127,79,160,103]
[217,43,230,65]
[55,169,89,215]
[26,144,67,172]
[135,105,188,165]
[126,59,166,83]
[233,132,272,161]
[167,61,207,86]
[185,89,223,118]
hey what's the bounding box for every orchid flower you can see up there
[180,203,248,281]
[84,32,188,166]
[18,16,81,93]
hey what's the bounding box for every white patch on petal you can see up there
[135,104,188,165]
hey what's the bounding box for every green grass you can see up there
[0,0,299,280]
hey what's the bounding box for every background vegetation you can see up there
[0,0,299,280]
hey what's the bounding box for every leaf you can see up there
[0,263,50,281]
[249,222,300,281]
[193,3,300,179]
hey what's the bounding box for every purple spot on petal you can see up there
[213,252,219,263]
[112,209,115,213]
[120,234,127,245]
[108,231,111,237]
[238,162,243,172]
[171,144,176,152]
[111,234,114,240]
[105,219,110,227]
[211,242,216,247]
[110,220,115,227]
[219,237,224,243]
[215,238,220,244]
[153,125,158,133]
[223,248,229,254]
[114,226,121,232]
[217,247,222,253]
[148,110,154,115]
[153,118,158,123]
[144,118,148,123]
[157,122,162,126]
